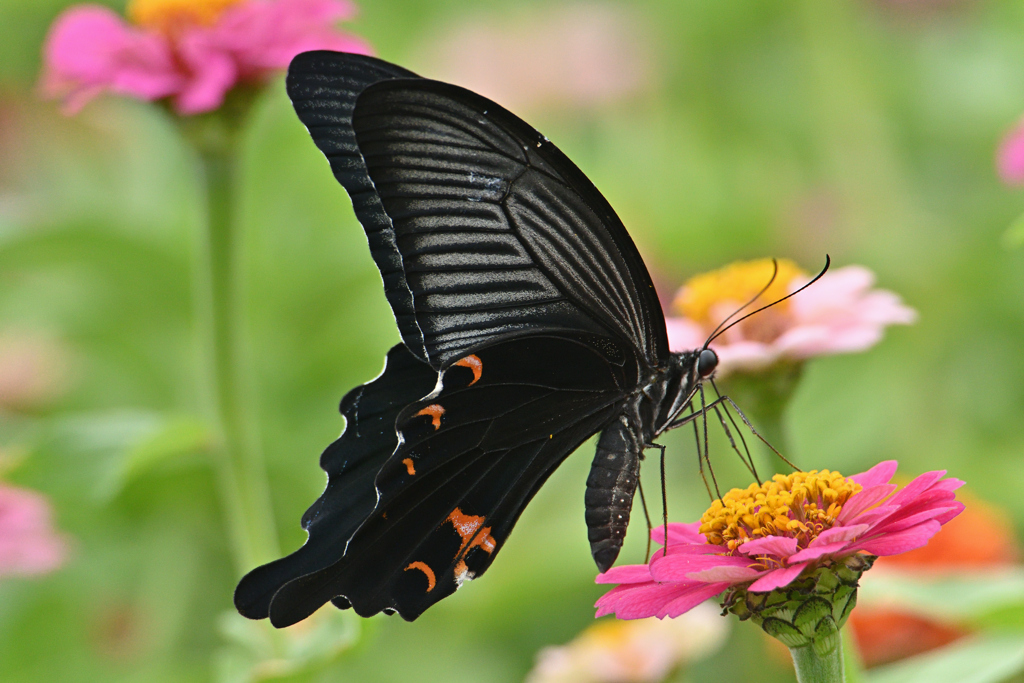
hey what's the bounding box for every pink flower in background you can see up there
[414,3,654,115]
[41,0,371,115]
[997,119,1024,186]
[0,332,71,411]
[595,462,963,620]
[0,483,68,578]
[666,259,916,375]
[526,603,728,683]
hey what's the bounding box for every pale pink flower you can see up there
[526,603,727,683]
[666,260,916,375]
[0,483,68,578]
[595,461,964,620]
[0,332,71,411]
[41,0,371,115]
[997,119,1024,186]
[415,3,654,115]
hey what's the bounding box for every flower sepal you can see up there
[724,553,875,657]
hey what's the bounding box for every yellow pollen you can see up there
[673,258,805,332]
[128,0,245,34]
[699,470,862,552]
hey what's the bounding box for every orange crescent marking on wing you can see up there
[454,354,483,385]
[447,508,497,560]
[404,561,436,592]
[415,404,445,429]
[402,458,416,475]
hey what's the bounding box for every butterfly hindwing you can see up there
[265,333,639,624]
[233,344,436,619]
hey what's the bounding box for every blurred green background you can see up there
[2,0,1024,681]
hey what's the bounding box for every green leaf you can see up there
[864,635,1024,683]
[857,569,1024,622]
[214,609,360,683]
[48,410,213,501]
[1003,211,1024,249]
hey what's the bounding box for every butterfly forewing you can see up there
[286,53,427,360]
[351,79,668,368]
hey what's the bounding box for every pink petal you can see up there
[714,341,779,374]
[596,582,699,620]
[849,521,942,556]
[657,582,731,619]
[934,501,965,525]
[931,478,965,494]
[887,470,946,509]
[665,318,706,354]
[0,484,68,577]
[652,522,705,546]
[655,542,722,561]
[686,565,763,583]
[596,563,653,585]
[40,5,181,113]
[998,120,1024,186]
[848,460,898,488]
[214,0,371,73]
[748,562,808,592]
[651,553,751,582]
[872,506,962,535]
[172,33,238,114]
[845,504,900,529]
[789,541,852,563]
[810,524,869,546]
[837,484,896,524]
[737,536,799,558]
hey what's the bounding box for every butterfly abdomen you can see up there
[585,418,642,573]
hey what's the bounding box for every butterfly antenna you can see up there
[708,255,831,347]
[702,259,780,348]
[637,478,653,563]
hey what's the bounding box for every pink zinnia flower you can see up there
[595,461,964,621]
[0,483,68,578]
[665,259,916,375]
[40,0,371,115]
[997,119,1024,186]
[526,603,728,683]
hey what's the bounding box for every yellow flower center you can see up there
[128,0,245,34]
[699,470,862,553]
[673,259,805,340]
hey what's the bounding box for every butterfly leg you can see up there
[709,380,799,471]
[709,402,760,483]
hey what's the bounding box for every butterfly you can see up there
[234,51,821,626]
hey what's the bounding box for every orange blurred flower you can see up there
[849,496,1019,667]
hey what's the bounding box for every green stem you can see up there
[718,362,803,467]
[790,637,846,683]
[189,108,279,575]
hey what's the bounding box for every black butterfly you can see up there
[234,51,814,626]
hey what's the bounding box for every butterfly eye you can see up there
[697,349,718,378]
